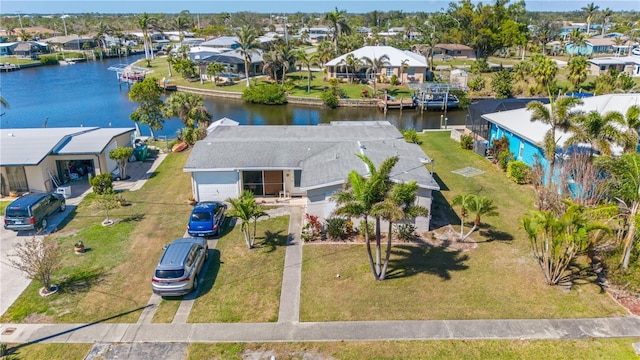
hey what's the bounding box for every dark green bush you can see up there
[394,223,417,241]
[242,83,287,105]
[497,151,514,171]
[489,136,510,157]
[89,173,113,195]
[468,77,486,91]
[320,91,339,108]
[471,58,490,73]
[507,160,531,184]
[400,129,423,145]
[325,217,348,240]
[460,134,473,150]
[40,56,59,65]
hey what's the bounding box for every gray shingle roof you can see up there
[184,122,439,191]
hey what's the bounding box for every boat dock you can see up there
[378,98,416,112]
[107,64,150,86]
[1,63,20,72]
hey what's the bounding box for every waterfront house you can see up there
[325,46,429,84]
[588,56,640,77]
[45,35,96,50]
[433,44,475,59]
[0,127,135,196]
[481,94,640,178]
[566,38,619,56]
[0,42,19,56]
[183,121,438,230]
[13,41,50,58]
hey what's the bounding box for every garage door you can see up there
[194,171,239,202]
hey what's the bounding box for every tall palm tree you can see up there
[527,96,584,184]
[622,105,640,153]
[531,54,558,91]
[567,56,588,91]
[581,2,600,36]
[235,26,260,87]
[601,8,614,36]
[333,155,399,280]
[324,7,351,54]
[398,59,410,85]
[361,53,390,96]
[295,49,316,93]
[163,92,211,130]
[174,10,193,43]
[568,29,587,56]
[138,13,158,65]
[262,49,281,83]
[316,40,335,68]
[566,110,625,156]
[371,181,428,280]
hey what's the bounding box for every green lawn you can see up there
[0,56,40,66]
[300,131,625,321]
[1,152,194,323]
[186,338,640,360]
[3,343,92,360]
[187,216,289,323]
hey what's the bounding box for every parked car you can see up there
[3,192,66,231]
[632,48,640,56]
[187,201,227,237]
[151,237,208,297]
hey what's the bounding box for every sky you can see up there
[1,0,638,15]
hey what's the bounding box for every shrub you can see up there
[491,69,513,99]
[40,55,59,65]
[302,213,323,242]
[471,58,490,74]
[320,91,339,108]
[460,134,473,150]
[507,160,531,184]
[394,223,417,241]
[489,136,510,158]
[468,76,486,91]
[325,217,348,240]
[359,220,375,240]
[242,83,287,105]
[497,151,514,171]
[89,173,113,195]
[390,74,398,85]
[400,129,423,144]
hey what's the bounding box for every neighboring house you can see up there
[566,38,615,56]
[45,35,96,50]
[482,94,640,178]
[12,41,50,57]
[588,56,640,77]
[298,27,331,43]
[325,45,428,84]
[434,44,475,59]
[0,42,19,56]
[200,36,240,50]
[0,127,135,196]
[183,121,439,230]
[199,49,264,78]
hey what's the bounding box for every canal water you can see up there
[0,55,467,138]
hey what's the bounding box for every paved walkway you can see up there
[277,205,304,323]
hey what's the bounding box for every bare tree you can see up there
[558,153,608,206]
[8,236,61,295]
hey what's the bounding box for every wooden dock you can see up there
[378,98,416,112]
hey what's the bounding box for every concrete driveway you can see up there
[0,205,75,316]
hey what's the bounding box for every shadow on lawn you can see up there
[385,244,469,280]
[256,229,288,253]
[430,190,459,229]
[195,249,222,299]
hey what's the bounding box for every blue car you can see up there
[187,201,227,237]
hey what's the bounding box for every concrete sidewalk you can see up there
[2,317,640,344]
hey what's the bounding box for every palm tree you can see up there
[138,13,158,65]
[568,29,587,56]
[262,49,281,83]
[622,105,640,153]
[462,195,498,240]
[581,2,600,36]
[165,44,174,77]
[174,10,192,43]
[235,26,260,87]
[601,8,614,36]
[567,56,588,91]
[522,202,608,285]
[296,50,316,93]
[163,92,211,130]
[371,181,428,280]
[527,96,584,184]
[597,153,640,270]
[324,7,351,54]
[206,62,225,86]
[227,191,263,249]
[566,110,626,156]
[531,54,558,91]
[452,193,475,239]
[276,43,295,84]
[316,41,335,68]
[333,155,399,280]
[361,54,390,97]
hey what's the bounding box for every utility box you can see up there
[56,186,71,199]
[133,145,148,162]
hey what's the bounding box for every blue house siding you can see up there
[488,123,549,175]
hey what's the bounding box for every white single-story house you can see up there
[0,127,135,196]
[588,56,640,77]
[183,121,439,230]
[482,94,640,178]
[325,46,429,84]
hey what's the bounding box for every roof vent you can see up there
[335,153,339,159]
[8,133,14,137]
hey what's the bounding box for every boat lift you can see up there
[408,81,465,115]
[107,64,150,87]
